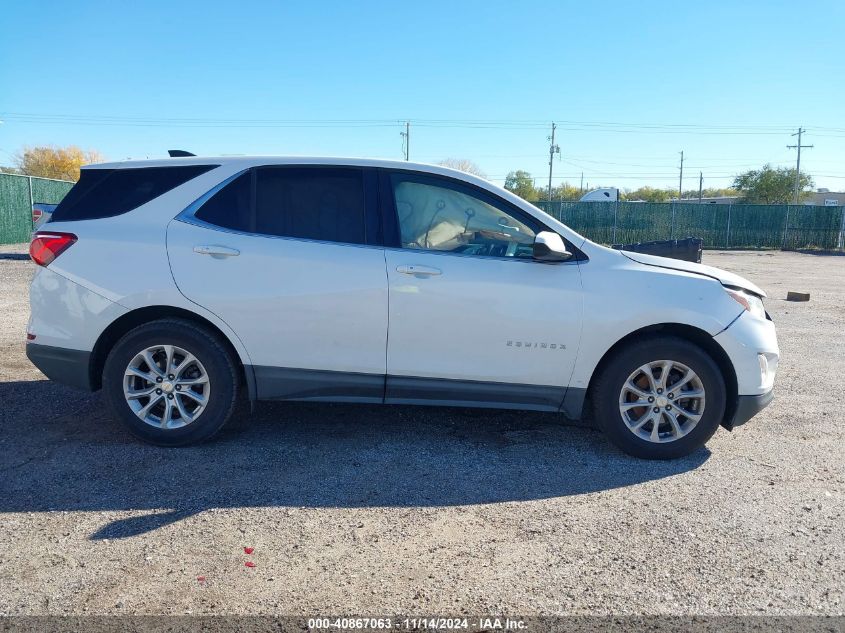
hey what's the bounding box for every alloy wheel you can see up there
[618,360,706,443]
[122,344,211,429]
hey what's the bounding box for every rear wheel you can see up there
[592,336,726,459]
[103,319,238,446]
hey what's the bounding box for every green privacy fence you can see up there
[2,175,844,250]
[533,200,845,251]
[0,173,75,245]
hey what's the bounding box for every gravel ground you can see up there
[0,248,842,617]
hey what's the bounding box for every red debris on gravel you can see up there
[243,547,254,555]
[245,561,256,568]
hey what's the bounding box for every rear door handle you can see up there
[193,245,240,257]
[396,264,442,276]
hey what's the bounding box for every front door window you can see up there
[391,175,537,259]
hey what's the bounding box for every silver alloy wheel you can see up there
[618,360,706,443]
[123,344,211,429]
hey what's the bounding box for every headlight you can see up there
[725,287,766,320]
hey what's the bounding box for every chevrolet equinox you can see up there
[26,156,779,459]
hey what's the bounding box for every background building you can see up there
[805,189,845,206]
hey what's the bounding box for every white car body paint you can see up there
[565,243,750,399]
[27,266,128,351]
[714,312,779,395]
[383,248,583,388]
[26,156,779,429]
[167,219,388,376]
[619,250,766,297]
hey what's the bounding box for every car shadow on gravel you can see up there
[0,380,710,539]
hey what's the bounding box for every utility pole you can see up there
[579,172,584,194]
[787,127,813,204]
[400,121,410,161]
[784,127,813,248]
[698,171,703,204]
[547,122,560,202]
[678,150,684,201]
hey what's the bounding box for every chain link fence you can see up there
[0,173,75,245]
[534,200,845,251]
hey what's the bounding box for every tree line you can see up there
[438,159,815,205]
[1,146,104,182]
[2,147,818,205]
[499,165,814,205]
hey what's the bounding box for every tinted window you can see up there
[391,175,537,258]
[51,165,216,222]
[194,173,252,232]
[255,167,365,244]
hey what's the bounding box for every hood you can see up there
[620,251,766,297]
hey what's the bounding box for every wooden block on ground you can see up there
[786,291,810,302]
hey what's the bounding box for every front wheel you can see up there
[592,336,726,459]
[103,319,239,446]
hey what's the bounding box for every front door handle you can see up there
[193,245,240,257]
[396,264,442,276]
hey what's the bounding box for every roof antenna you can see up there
[168,150,195,157]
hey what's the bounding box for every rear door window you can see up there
[51,165,216,222]
[254,167,366,245]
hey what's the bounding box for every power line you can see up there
[562,155,796,169]
[485,173,742,181]
[3,110,840,187]
[5,112,845,136]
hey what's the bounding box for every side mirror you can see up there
[533,231,573,262]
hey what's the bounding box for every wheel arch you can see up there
[565,322,738,427]
[88,305,255,401]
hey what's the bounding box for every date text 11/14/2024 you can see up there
[307,616,527,630]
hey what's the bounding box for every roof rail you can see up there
[168,150,196,157]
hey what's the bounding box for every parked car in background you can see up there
[25,156,779,459]
[31,202,58,230]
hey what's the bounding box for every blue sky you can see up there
[1,0,843,191]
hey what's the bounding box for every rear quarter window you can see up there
[51,165,217,222]
[193,172,252,232]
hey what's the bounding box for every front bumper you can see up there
[714,310,779,430]
[714,312,779,394]
[26,343,93,391]
[726,389,774,429]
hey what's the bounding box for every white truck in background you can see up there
[579,187,619,202]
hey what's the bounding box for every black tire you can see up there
[103,318,239,446]
[592,335,726,459]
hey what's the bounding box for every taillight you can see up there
[29,232,77,267]
[32,208,43,224]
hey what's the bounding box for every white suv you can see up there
[26,156,779,458]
